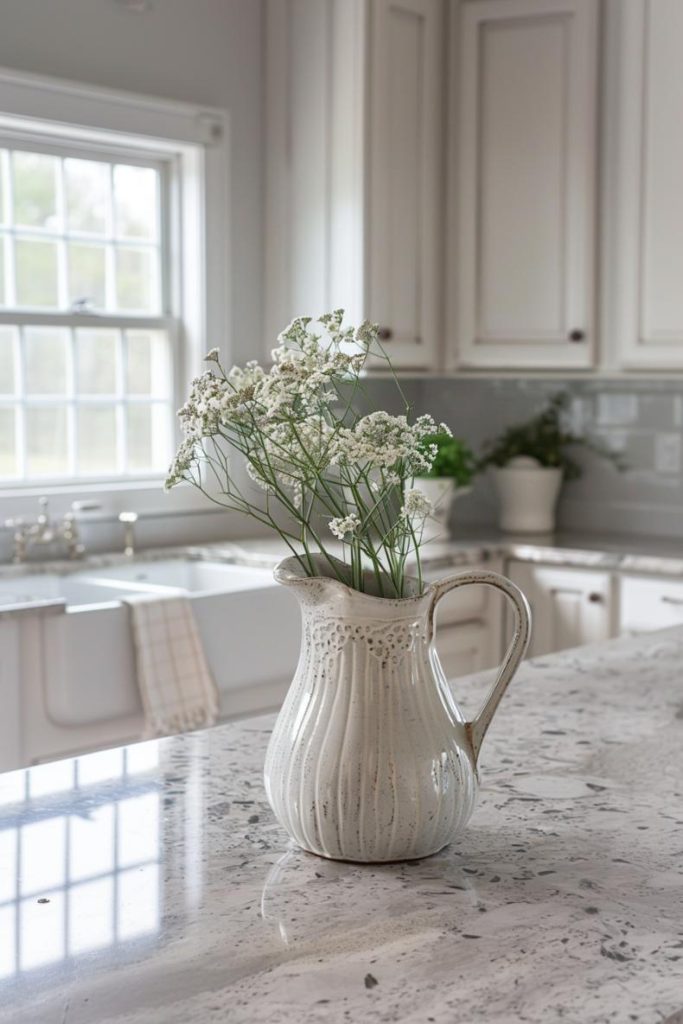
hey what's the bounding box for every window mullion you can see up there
[55,157,68,312]
[3,150,16,307]
[107,164,116,313]
[117,329,126,476]
[15,326,26,480]
[67,327,77,477]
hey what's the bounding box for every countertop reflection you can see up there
[2,626,683,1023]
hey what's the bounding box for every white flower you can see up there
[204,347,220,362]
[400,488,433,521]
[164,438,197,490]
[331,412,447,475]
[329,513,361,540]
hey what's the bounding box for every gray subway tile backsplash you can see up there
[364,377,683,541]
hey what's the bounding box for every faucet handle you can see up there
[60,501,101,559]
[3,518,27,563]
[70,501,102,514]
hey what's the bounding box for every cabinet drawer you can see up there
[507,560,613,657]
[619,575,683,633]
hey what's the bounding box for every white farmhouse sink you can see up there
[0,560,276,611]
[0,574,147,610]
[82,559,274,594]
[2,553,300,764]
[27,555,299,732]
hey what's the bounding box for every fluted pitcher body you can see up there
[264,555,531,862]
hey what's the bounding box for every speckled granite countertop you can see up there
[201,529,683,577]
[1,626,682,1023]
[1,529,683,597]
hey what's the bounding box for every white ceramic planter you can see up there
[415,477,454,542]
[493,458,563,534]
[264,554,531,863]
[410,478,471,542]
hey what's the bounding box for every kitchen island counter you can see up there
[1,627,682,1023]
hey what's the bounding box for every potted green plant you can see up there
[414,433,476,541]
[479,392,624,534]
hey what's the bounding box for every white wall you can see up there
[0,0,263,364]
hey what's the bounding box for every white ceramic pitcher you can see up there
[264,555,531,863]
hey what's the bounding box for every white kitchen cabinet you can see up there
[619,575,683,634]
[449,0,598,370]
[604,0,683,369]
[424,559,504,678]
[264,0,444,368]
[435,621,490,681]
[507,561,613,658]
[367,0,443,367]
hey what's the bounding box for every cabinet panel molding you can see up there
[368,0,443,367]
[608,0,683,368]
[451,0,598,369]
[264,0,368,349]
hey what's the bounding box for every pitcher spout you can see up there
[273,553,430,614]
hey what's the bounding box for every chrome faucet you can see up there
[4,497,85,563]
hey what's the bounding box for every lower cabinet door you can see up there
[434,621,491,681]
[507,561,613,657]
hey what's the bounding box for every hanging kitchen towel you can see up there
[123,594,219,738]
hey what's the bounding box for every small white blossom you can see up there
[400,488,433,521]
[331,412,446,476]
[204,347,220,362]
[164,438,197,490]
[329,513,362,540]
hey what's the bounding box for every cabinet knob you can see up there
[588,592,603,604]
[568,328,585,342]
[377,326,393,341]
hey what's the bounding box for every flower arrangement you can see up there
[165,311,451,597]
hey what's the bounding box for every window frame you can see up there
[0,134,175,483]
[0,65,228,520]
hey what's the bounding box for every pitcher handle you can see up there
[430,569,532,764]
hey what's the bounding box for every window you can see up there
[0,141,175,483]
[0,68,227,520]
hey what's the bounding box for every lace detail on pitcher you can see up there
[303,616,427,665]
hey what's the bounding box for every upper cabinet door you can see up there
[368,0,444,368]
[451,0,598,369]
[608,1,683,369]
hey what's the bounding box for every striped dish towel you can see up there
[123,594,219,738]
